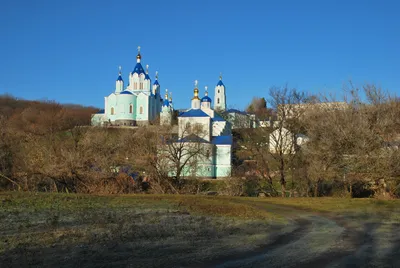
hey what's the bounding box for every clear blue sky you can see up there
[1,0,399,110]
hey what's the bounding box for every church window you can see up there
[185,122,191,132]
[129,104,133,114]
[140,106,144,114]
[134,83,137,90]
[217,98,220,104]
[140,82,143,90]
[218,89,220,93]
[111,107,115,115]
[206,149,210,158]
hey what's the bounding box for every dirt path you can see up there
[200,202,399,268]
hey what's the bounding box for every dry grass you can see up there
[1,193,400,267]
[252,197,400,221]
[0,192,281,267]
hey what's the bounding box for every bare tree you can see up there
[236,86,306,197]
[267,86,306,197]
[159,123,208,181]
[236,127,277,195]
[303,83,400,197]
[0,115,20,189]
[123,123,209,194]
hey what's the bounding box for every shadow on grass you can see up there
[2,194,400,267]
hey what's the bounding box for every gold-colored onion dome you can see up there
[192,87,200,100]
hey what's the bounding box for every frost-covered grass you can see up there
[0,193,280,267]
[1,193,399,267]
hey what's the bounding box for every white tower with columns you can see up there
[127,46,151,92]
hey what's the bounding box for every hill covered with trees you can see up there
[1,84,399,199]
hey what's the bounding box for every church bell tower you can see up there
[214,73,226,111]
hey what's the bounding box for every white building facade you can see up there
[171,80,233,178]
[91,47,164,126]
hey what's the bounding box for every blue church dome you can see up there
[201,96,212,103]
[132,63,145,74]
[162,99,170,107]
[153,80,159,85]
[145,73,150,80]
[117,75,123,81]
[120,91,133,95]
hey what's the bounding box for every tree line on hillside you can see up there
[0,95,207,194]
[0,85,399,198]
[236,83,400,198]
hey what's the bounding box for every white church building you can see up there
[165,80,232,178]
[91,47,164,126]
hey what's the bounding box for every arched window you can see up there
[129,104,133,114]
[134,83,137,90]
[218,89,220,93]
[185,122,191,132]
[140,82,143,90]
[140,106,143,114]
[217,98,220,104]
[111,107,115,115]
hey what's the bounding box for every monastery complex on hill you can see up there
[91,47,232,178]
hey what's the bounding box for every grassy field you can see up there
[1,192,400,267]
